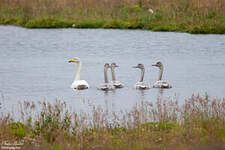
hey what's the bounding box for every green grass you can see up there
[1,17,224,34]
[8,122,29,138]
[0,0,225,33]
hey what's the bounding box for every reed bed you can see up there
[0,94,225,150]
[0,0,224,33]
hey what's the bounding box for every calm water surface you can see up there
[0,26,225,112]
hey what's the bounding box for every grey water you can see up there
[0,26,225,112]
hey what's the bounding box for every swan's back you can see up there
[71,80,89,89]
[112,80,124,88]
[134,82,150,89]
[153,80,172,88]
[98,83,115,91]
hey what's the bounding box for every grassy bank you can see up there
[0,0,225,33]
[0,95,225,150]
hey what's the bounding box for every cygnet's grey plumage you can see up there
[110,63,124,88]
[133,64,150,90]
[98,63,115,91]
[152,61,172,88]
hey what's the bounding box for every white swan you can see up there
[98,63,115,91]
[133,64,150,89]
[68,57,89,90]
[152,61,172,88]
[110,63,124,88]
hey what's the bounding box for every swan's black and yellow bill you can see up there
[68,58,75,63]
[132,66,138,68]
[152,64,157,66]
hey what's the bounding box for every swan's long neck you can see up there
[104,66,109,83]
[111,67,116,81]
[75,62,81,81]
[139,68,144,82]
[158,66,163,81]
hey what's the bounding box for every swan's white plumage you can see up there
[134,82,150,89]
[153,80,172,88]
[68,57,89,90]
[71,80,89,89]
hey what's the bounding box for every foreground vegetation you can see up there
[0,95,225,150]
[0,0,225,33]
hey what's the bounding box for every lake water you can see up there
[0,26,225,112]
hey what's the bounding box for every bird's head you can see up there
[104,63,110,68]
[152,61,163,68]
[111,63,119,68]
[133,64,144,69]
[68,57,81,63]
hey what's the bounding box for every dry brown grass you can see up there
[0,94,225,150]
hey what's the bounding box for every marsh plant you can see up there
[0,94,225,150]
[0,0,224,33]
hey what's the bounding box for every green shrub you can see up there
[9,122,28,138]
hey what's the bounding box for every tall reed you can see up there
[0,95,225,150]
